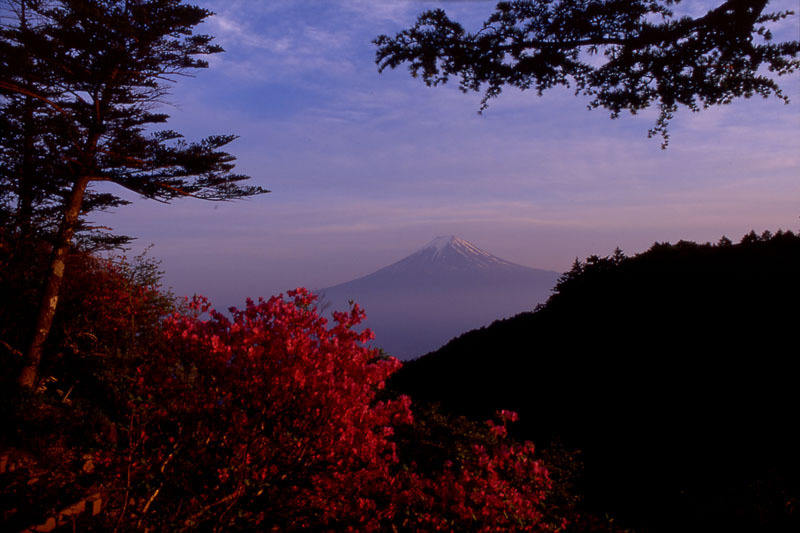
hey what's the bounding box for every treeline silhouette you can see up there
[390,230,800,533]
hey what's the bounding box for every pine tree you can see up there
[0,0,268,389]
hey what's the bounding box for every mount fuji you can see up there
[317,236,559,359]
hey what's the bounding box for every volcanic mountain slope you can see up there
[317,236,559,359]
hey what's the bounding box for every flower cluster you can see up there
[113,289,553,531]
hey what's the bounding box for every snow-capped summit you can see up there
[317,237,559,359]
[414,235,517,268]
[367,235,534,281]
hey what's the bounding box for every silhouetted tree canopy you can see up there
[375,0,800,146]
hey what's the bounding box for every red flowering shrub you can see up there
[43,251,174,422]
[0,249,172,394]
[108,289,554,531]
[0,251,175,531]
[399,436,551,531]
[394,408,555,532]
[118,289,409,530]
[56,251,173,360]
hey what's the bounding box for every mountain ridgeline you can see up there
[390,230,800,533]
[318,236,559,359]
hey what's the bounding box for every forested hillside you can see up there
[390,230,800,533]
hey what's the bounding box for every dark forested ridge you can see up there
[390,230,800,533]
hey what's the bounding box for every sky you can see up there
[92,0,800,311]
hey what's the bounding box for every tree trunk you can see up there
[18,175,90,389]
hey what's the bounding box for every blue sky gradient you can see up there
[92,0,800,311]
